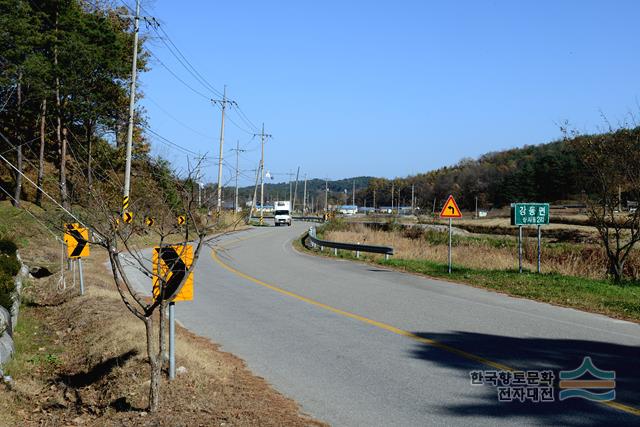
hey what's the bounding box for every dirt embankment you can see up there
[0,245,324,426]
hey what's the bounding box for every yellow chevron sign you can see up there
[122,211,133,224]
[152,245,193,302]
[64,223,90,258]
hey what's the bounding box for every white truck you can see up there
[274,201,292,226]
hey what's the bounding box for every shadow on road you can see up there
[409,331,640,426]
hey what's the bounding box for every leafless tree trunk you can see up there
[60,127,69,209]
[54,12,68,209]
[86,120,93,187]
[36,98,46,206]
[13,72,22,207]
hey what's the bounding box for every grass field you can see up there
[302,220,640,322]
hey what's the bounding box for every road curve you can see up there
[125,222,640,426]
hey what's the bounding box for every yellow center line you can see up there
[209,230,640,418]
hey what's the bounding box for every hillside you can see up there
[354,128,639,211]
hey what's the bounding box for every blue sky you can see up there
[134,0,640,187]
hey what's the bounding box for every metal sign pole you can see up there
[448,218,452,274]
[537,225,541,274]
[169,301,176,380]
[78,258,84,295]
[518,226,523,273]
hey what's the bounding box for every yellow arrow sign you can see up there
[177,215,186,226]
[64,223,90,258]
[440,195,462,218]
[152,245,193,302]
[122,211,134,224]
[145,217,155,226]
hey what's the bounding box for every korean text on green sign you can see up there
[510,203,550,226]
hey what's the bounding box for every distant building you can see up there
[338,205,358,215]
[379,206,413,215]
[358,207,376,214]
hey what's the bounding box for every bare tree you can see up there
[568,127,640,282]
[72,158,244,411]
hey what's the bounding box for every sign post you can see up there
[537,225,541,273]
[153,244,194,380]
[440,195,462,274]
[510,203,549,273]
[518,226,523,273]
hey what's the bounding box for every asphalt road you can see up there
[125,222,640,426]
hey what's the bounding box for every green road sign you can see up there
[511,203,550,226]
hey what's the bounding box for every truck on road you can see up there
[274,201,292,226]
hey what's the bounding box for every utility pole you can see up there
[231,140,245,212]
[324,178,329,213]
[122,0,141,213]
[373,188,376,210]
[475,195,478,219]
[212,85,237,213]
[391,182,395,212]
[249,164,260,221]
[352,180,355,206]
[254,124,272,223]
[292,166,300,212]
[302,174,307,214]
[411,184,415,214]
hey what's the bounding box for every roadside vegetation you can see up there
[0,203,323,426]
[304,220,640,322]
[0,238,20,312]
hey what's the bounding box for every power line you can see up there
[145,95,212,139]
[149,21,224,98]
[146,50,211,101]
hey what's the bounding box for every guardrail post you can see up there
[385,254,390,261]
[356,242,360,258]
[334,248,338,256]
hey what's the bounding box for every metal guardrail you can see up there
[293,216,324,223]
[250,215,324,222]
[305,226,394,259]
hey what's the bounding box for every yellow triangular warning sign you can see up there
[440,195,462,218]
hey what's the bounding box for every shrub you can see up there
[403,226,425,240]
[0,272,16,312]
[0,239,17,256]
[0,253,20,277]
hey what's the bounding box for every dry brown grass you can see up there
[325,224,640,280]
[0,209,323,426]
